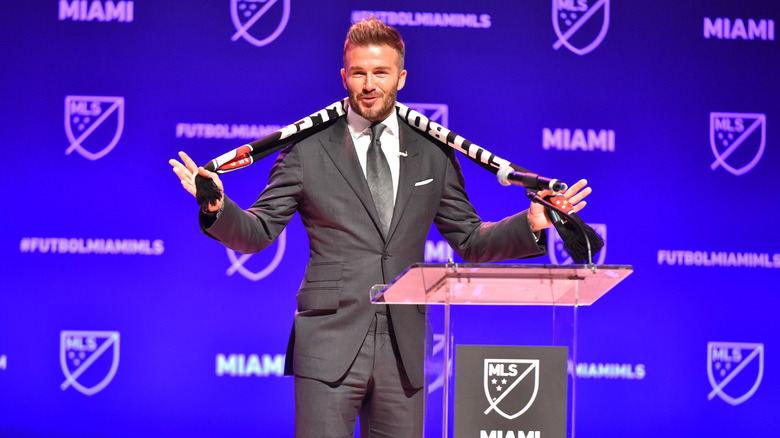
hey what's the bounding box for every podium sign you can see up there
[371,263,633,438]
[454,345,568,438]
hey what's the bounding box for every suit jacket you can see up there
[202,116,546,388]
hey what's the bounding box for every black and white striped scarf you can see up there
[196,98,602,264]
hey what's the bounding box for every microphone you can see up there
[497,167,567,192]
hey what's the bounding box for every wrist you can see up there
[527,211,543,233]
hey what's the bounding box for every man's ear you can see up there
[341,68,347,90]
[397,69,407,91]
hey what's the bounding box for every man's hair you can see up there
[343,16,405,70]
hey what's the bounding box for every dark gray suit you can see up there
[202,115,545,425]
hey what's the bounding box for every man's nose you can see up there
[363,74,376,91]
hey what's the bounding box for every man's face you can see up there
[341,44,407,123]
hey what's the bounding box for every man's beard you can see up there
[348,88,397,123]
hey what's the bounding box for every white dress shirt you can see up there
[346,104,401,204]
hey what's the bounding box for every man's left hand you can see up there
[528,179,592,232]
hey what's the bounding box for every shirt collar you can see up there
[346,102,399,140]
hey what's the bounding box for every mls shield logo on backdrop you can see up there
[549,223,606,265]
[707,342,764,406]
[404,103,449,127]
[484,359,540,420]
[709,112,766,176]
[552,0,610,55]
[60,331,120,396]
[64,95,125,160]
[226,229,287,281]
[230,0,290,47]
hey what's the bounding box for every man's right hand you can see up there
[169,151,225,213]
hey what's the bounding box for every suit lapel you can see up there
[386,121,424,242]
[319,116,426,243]
[320,118,386,238]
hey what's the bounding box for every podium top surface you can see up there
[371,263,633,306]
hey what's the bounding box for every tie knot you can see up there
[370,123,385,146]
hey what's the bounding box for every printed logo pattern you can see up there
[60,331,120,396]
[226,229,287,281]
[64,95,125,160]
[549,223,606,265]
[709,112,766,176]
[707,342,764,406]
[552,0,610,55]
[230,0,290,47]
[403,102,449,127]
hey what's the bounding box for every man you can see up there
[170,17,591,438]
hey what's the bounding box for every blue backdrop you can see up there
[1,1,778,436]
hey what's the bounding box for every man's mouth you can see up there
[360,94,380,104]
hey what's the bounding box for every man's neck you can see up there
[347,103,397,133]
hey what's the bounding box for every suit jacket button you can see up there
[382,253,391,260]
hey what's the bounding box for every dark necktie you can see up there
[366,123,393,236]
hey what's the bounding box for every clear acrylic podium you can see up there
[370,263,633,438]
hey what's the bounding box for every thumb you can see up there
[197,167,223,191]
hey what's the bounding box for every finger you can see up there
[171,162,197,195]
[169,159,193,178]
[180,178,196,196]
[563,179,588,198]
[197,166,217,179]
[170,160,196,180]
[536,189,553,199]
[171,164,193,182]
[172,169,197,198]
[179,151,198,174]
[199,167,224,187]
[568,186,592,205]
[572,200,587,213]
